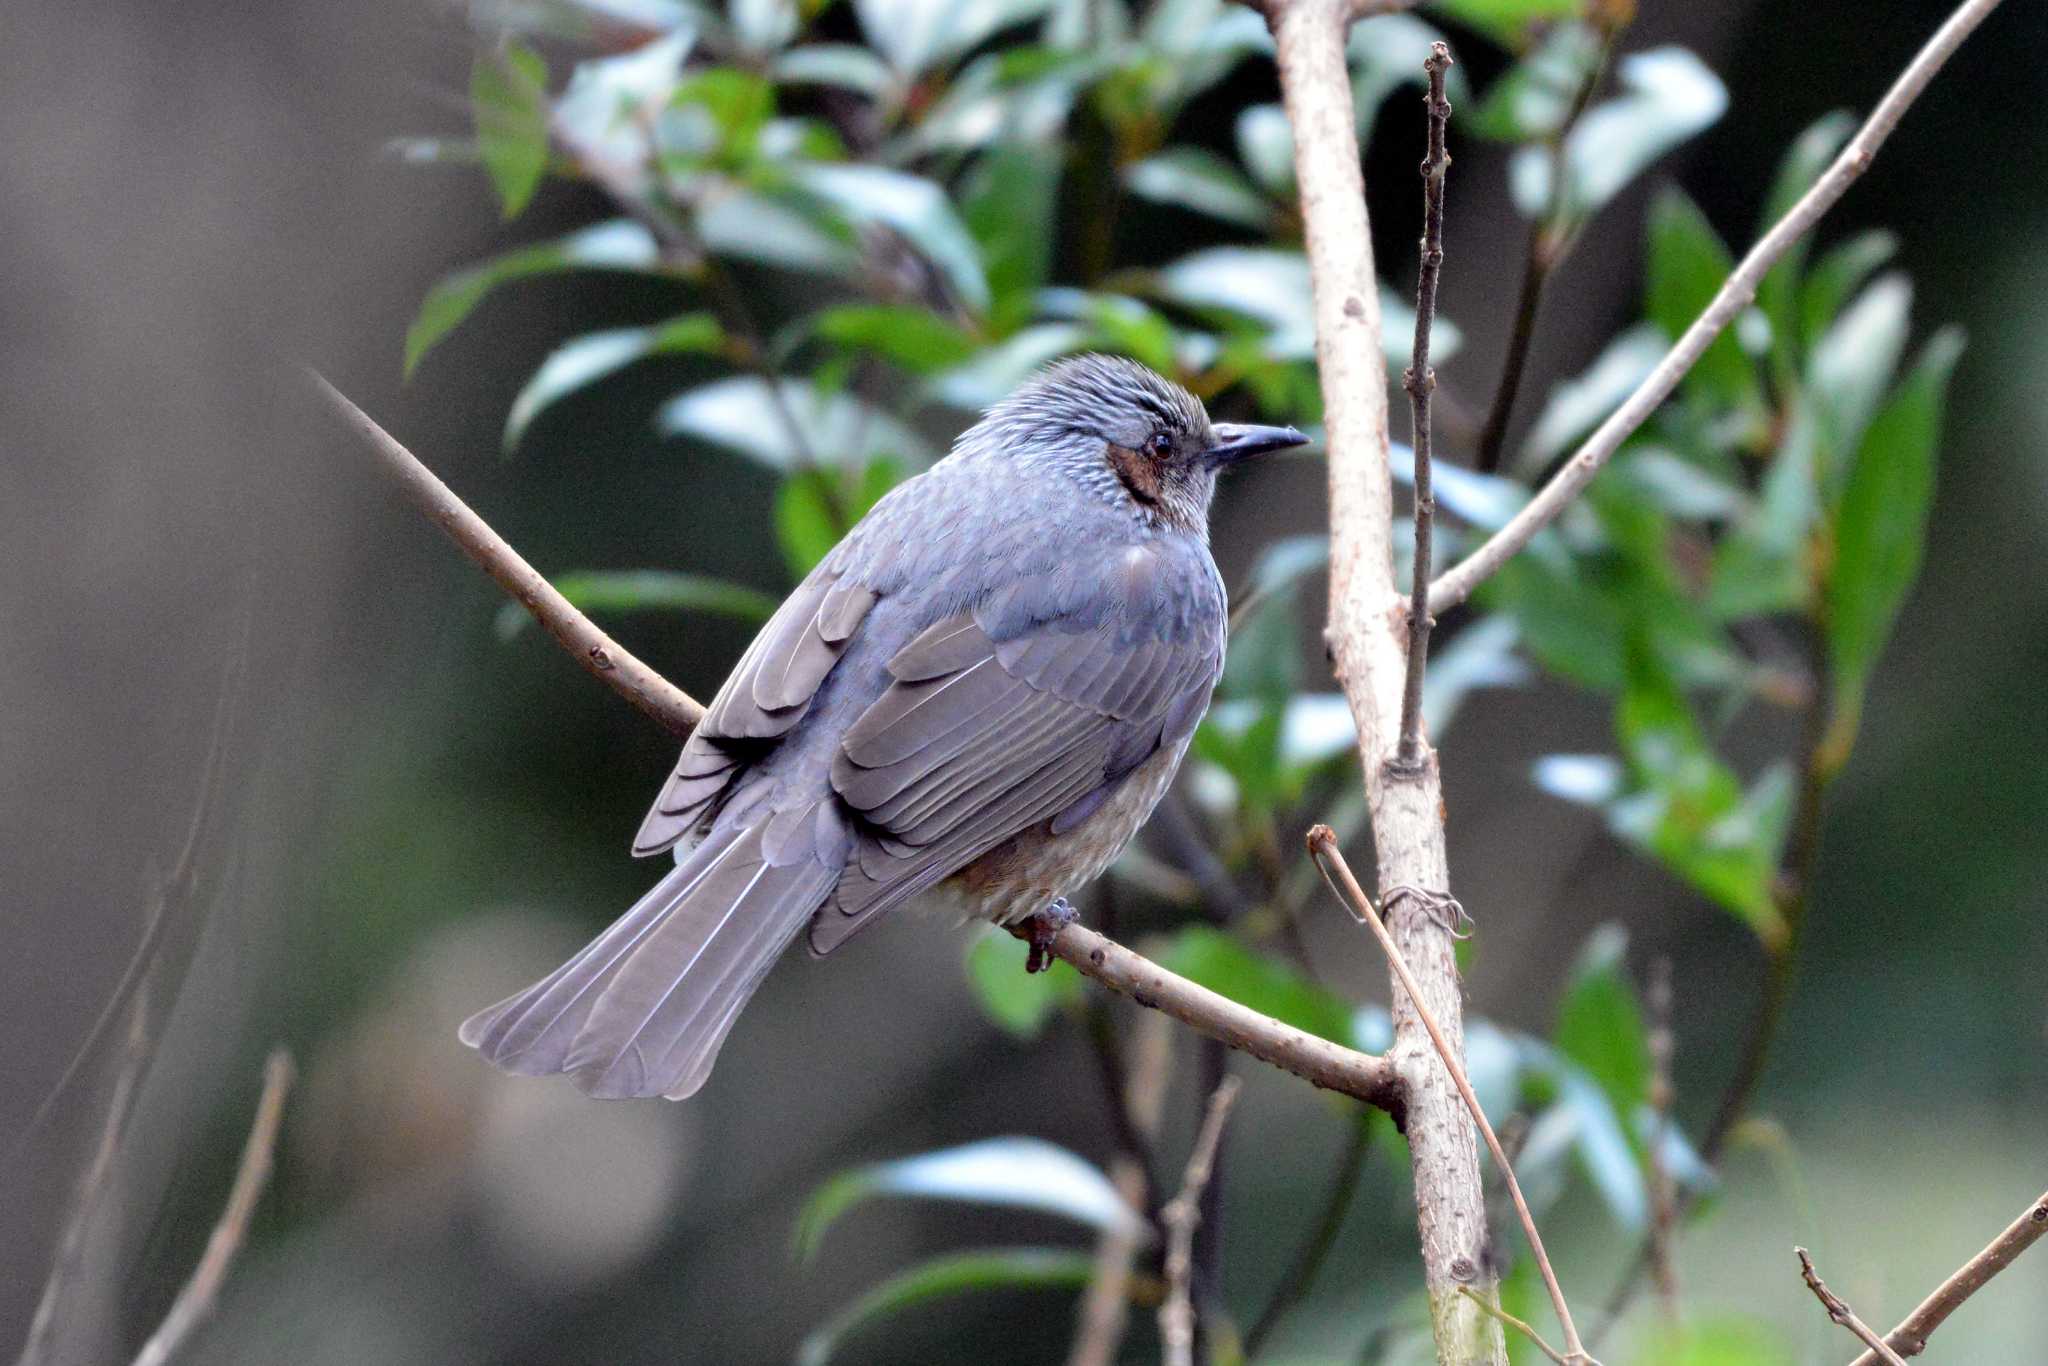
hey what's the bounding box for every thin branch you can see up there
[310,374,705,738]
[1243,1108,1374,1355]
[131,1048,295,1366]
[1847,1190,2048,1365]
[1797,1248,1907,1366]
[1393,42,1454,773]
[1457,1287,1571,1366]
[1160,1077,1242,1366]
[1014,918,1402,1115]
[1470,25,1614,476]
[1428,0,2006,614]
[1308,827,1596,1366]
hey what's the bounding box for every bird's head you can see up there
[987,354,1307,531]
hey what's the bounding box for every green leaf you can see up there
[1553,924,1649,1116]
[927,323,1091,410]
[659,377,935,470]
[1510,47,1727,227]
[1156,249,1458,368]
[1808,274,1912,492]
[1532,753,1624,806]
[1347,13,1467,142]
[1799,230,1898,354]
[1124,148,1270,229]
[403,220,661,377]
[730,0,798,52]
[1756,110,1855,376]
[1465,20,1602,143]
[797,1248,1094,1366]
[1825,328,1963,722]
[1425,0,1581,47]
[1235,104,1293,194]
[668,67,776,165]
[504,314,724,449]
[1159,927,1353,1045]
[774,43,898,97]
[1645,188,1759,414]
[552,31,694,172]
[964,927,1082,1038]
[854,0,1055,78]
[1519,325,1666,471]
[962,144,1063,327]
[811,305,980,374]
[794,1138,1136,1262]
[696,184,859,275]
[793,163,992,314]
[775,458,906,577]
[493,570,777,640]
[471,43,550,219]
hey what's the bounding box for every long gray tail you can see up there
[460,809,839,1100]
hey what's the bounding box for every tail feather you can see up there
[460,813,836,1100]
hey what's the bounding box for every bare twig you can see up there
[310,374,706,738]
[1848,1190,2048,1365]
[1265,0,1499,1357]
[1429,0,2007,614]
[1470,25,1614,476]
[1308,828,1595,1366]
[1645,957,1680,1321]
[1160,1077,1242,1366]
[1067,1010,1173,1366]
[1797,1248,1907,1366]
[1014,919,1402,1114]
[1457,1287,1571,1366]
[1243,1109,1374,1355]
[1393,42,1454,774]
[131,1048,295,1366]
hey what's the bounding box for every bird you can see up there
[459,355,1306,1100]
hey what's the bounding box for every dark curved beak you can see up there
[1205,422,1309,466]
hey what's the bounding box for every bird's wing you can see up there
[632,570,877,856]
[813,540,1222,953]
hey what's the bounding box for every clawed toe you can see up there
[1023,897,1077,973]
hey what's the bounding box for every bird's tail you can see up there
[460,808,840,1100]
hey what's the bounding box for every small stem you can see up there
[1393,43,1454,773]
[1796,1248,1907,1366]
[1243,1108,1374,1356]
[1308,828,1597,1366]
[1645,956,1681,1322]
[1160,1078,1242,1366]
[1191,1039,1231,1366]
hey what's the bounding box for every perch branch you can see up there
[1266,0,1499,1358]
[1847,1189,2048,1365]
[1428,0,2006,614]
[1159,1077,1241,1366]
[1016,920,1401,1113]
[1309,828,1595,1365]
[310,373,705,738]
[1393,42,1454,773]
[1797,1248,1906,1366]
[131,1048,295,1366]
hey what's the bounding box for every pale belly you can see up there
[939,733,1193,926]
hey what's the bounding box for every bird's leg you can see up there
[1382,884,1474,940]
[1023,897,1078,974]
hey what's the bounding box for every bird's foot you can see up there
[1383,884,1474,940]
[1023,897,1077,974]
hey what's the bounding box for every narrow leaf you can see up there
[1510,47,1727,225]
[797,1248,1094,1366]
[1645,188,1758,412]
[964,927,1082,1038]
[1159,927,1352,1044]
[471,43,550,218]
[658,377,934,470]
[505,314,723,449]
[1553,924,1650,1115]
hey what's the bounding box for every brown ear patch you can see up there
[1105,442,1162,506]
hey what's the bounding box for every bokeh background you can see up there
[4,0,2044,1362]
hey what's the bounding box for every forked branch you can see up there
[1428,0,2007,614]
[1847,1189,2048,1365]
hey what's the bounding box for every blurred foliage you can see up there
[395,0,1959,1355]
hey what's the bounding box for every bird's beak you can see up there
[1205,422,1309,466]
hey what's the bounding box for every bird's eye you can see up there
[1146,432,1174,458]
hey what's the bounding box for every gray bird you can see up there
[460,355,1306,1099]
